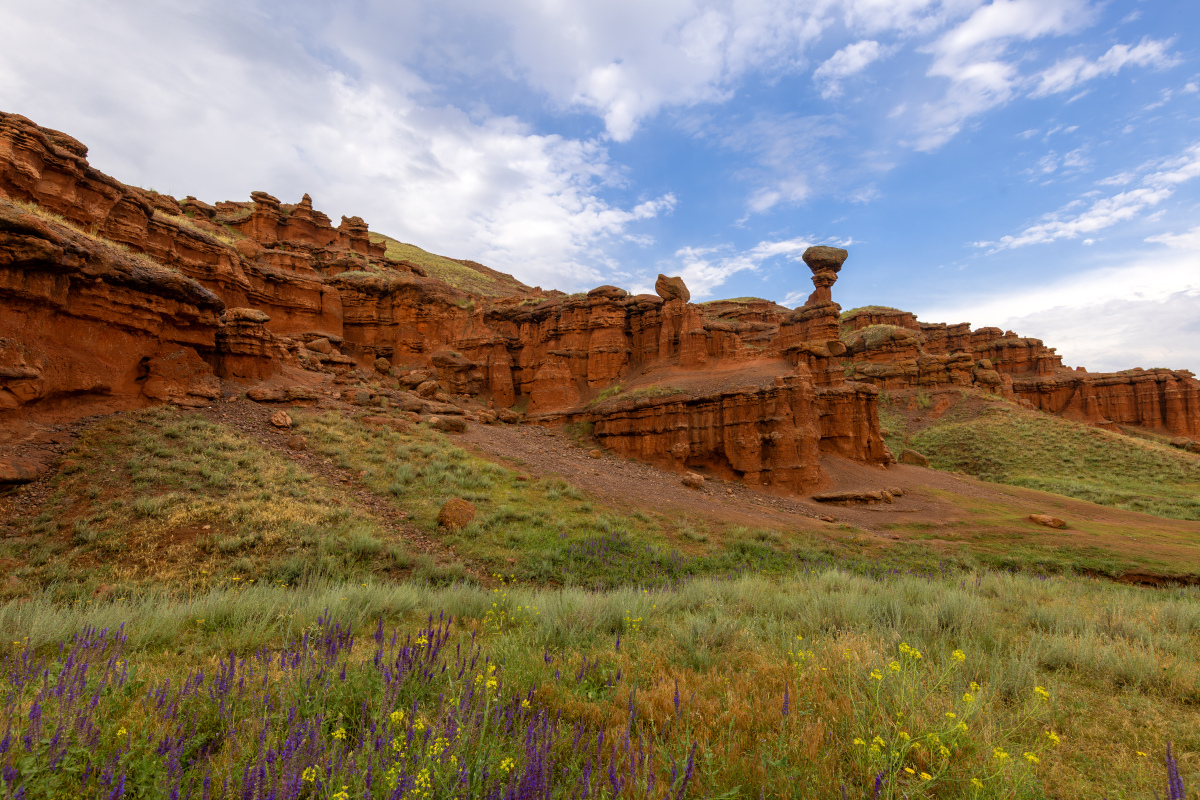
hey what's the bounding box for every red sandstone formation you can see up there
[839,307,1200,437]
[2,109,1197,494]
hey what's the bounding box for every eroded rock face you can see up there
[0,198,224,409]
[841,304,1200,436]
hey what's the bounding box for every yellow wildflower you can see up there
[332,787,349,800]
[499,758,515,773]
[904,767,915,775]
[971,778,984,789]
[898,731,911,742]
[1045,730,1061,746]
[853,738,866,746]
[302,767,317,783]
[945,712,957,719]
[993,747,1009,761]
[1138,751,1148,757]
[970,681,980,691]
[920,772,932,781]
[952,649,966,663]
[870,670,883,681]
[872,736,886,748]
[332,727,347,741]
[1034,685,1050,701]
[889,661,901,672]
[1024,751,1040,764]
[962,692,974,704]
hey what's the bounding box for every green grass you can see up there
[911,404,1200,521]
[1,569,1197,798]
[369,232,531,296]
[840,305,907,320]
[0,407,405,599]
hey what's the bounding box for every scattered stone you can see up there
[812,490,885,505]
[437,498,476,530]
[477,410,497,424]
[285,435,307,451]
[0,457,43,484]
[269,410,292,429]
[817,515,837,523]
[681,472,705,489]
[342,388,373,405]
[305,337,333,354]
[899,449,930,467]
[1029,513,1067,529]
[434,417,468,433]
[496,408,520,424]
[880,490,894,504]
[426,416,441,428]
[415,380,440,399]
[374,357,391,373]
[887,487,904,497]
[588,449,602,459]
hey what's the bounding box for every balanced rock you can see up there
[801,246,848,274]
[654,274,690,303]
[437,498,476,530]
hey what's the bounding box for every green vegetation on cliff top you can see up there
[370,231,532,296]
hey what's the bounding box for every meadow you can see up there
[0,407,1197,798]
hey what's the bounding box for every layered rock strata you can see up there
[840,307,1200,436]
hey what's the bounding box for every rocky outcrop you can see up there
[840,306,1199,436]
[0,199,224,409]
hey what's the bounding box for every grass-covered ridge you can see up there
[1,408,405,600]
[369,232,532,296]
[910,402,1200,521]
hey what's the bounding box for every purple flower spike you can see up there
[782,684,789,717]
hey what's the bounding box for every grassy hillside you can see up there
[370,232,532,296]
[905,399,1200,521]
[2,403,1199,797]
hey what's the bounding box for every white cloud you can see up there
[1030,38,1178,97]
[813,40,885,98]
[394,0,836,142]
[915,255,1200,371]
[913,0,1094,149]
[977,143,1200,250]
[647,236,812,300]
[1147,225,1200,250]
[0,0,673,291]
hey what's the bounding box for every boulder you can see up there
[437,498,476,530]
[681,472,705,489]
[496,408,520,424]
[1029,514,1067,529]
[0,457,44,484]
[898,449,930,467]
[434,417,468,433]
[415,380,440,399]
[286,435,308,450]
[654,274,690,303]
[588,449,603,459]
[812,490,885,505]
[269,410,293,429]
[305,337,333,355]
[374,357,391,373]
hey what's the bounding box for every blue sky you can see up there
[1,0,1198,371]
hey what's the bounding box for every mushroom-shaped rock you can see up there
[654,274,691,303]
[801,246,848,274]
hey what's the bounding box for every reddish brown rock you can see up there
[269,410,293,429]
[1029,513,1067,529]
[437,498,475,530]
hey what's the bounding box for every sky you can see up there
[1,0,1198,372]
